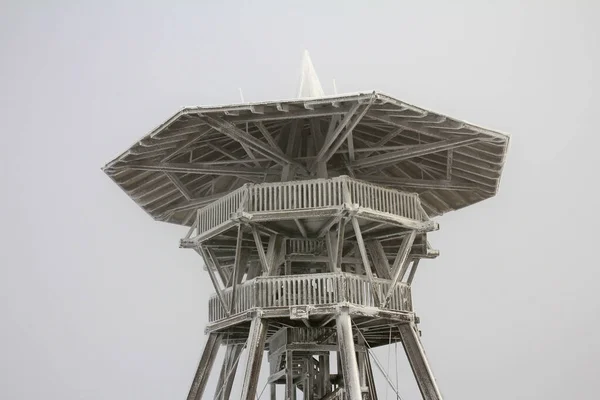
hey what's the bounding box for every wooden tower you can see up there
[103,53,509,399]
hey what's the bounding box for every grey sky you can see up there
[1,1,598,399]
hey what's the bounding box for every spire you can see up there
[297,50,325,98]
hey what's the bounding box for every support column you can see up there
[364,352,379,400]
[398,323,443,400]
[240,317,269,399]
[187,333,222,400]
[335,310,362,400]
[215,343,243,400]
[286,350,296,400]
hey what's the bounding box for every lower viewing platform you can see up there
[207,272,412,326]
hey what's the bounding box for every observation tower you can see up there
[103,52,509,399]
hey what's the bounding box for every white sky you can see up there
[1,1,598,399]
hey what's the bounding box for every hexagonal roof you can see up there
[103,91,509,226]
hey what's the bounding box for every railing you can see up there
[287,239,326,255]
[195,176,426,236]
[248,179,345,212]
[208,272,412,323]
[346,179,422,221]
[196,189,245,234]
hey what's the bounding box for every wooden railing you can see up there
[196,188,245,234]
[346,179,422,221]
[208,273,412,323]
[287,239,326,255]
[195,176,426,236]
[248,179,345,212]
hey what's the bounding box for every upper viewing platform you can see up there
[102,91,510,226]
[180,176,437,246]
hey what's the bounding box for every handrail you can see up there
[195,176,427,236]
[208,272,412,323]
[195,187,245,234]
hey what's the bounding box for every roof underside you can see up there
[103,92,509,226]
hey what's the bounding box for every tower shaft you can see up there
[183,176,442,399]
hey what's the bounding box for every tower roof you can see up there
[103,91,509,225]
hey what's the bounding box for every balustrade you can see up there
[195,176,426,236]
[208,273,412,323]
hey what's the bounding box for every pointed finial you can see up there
[297,50,325,98]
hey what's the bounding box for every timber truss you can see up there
[102,92,509,227]
[183,176,443,399]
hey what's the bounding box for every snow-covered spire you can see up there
[297,50,325,98]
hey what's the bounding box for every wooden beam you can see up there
[319,104,373,165]
[281,120,300,181]
[120,161,277,178]
[351,137,481,169]
[406,258,420,285]
[251,226,269,274]
[265,234,283,276]
[366,240,392,279]
[347,131,355,161]
[313,105,360,166]
[206,142,253,168]
[186,332,222,400]
[239,142,262,168]
[351,217,380,305]
[165,173,194,200]
[254,121,280,149]
[207,247,230,287]
[222,104,354,123]
[240,318,269,400]
[446,149,453,180]
[294,219,308,238]
[195,247,229,316]
[352,175,478,191]
[229,225,244,314]
[382,230,417,307]
[334,218,347,272]
[205,115,303,170]
[360,127,404,158]
[161,126,213,162]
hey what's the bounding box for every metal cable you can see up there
[351,320,404,400]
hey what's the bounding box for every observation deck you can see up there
[181,176,437,247]
[207,272,412,325]
[183,176,436,345]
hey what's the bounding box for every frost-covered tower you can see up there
[103,52,509,399]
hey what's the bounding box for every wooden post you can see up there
[240,317,269,399]
[398,323,443,400]
[215,343,243,400]
[335,310,362,400]
[186,333,221,400]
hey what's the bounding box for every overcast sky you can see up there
[1,1,598,399]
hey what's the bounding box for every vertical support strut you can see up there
[240,317,269,400]
[286,349,296,400]
[335,310,362,400]
[215,343,244,400]
[186,333,222,400]
[398,323,443,400]
[364,351,379,400]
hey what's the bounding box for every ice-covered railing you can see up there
[208,272,412,323]
[192,176,428,237]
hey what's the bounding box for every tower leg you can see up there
[215,343,244,400]
[240,317,268,399]
[187,333,222,400]
[335,310,362,400]
[364,353,378,400]
[398,323,443,400]
[286,350,296,400]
